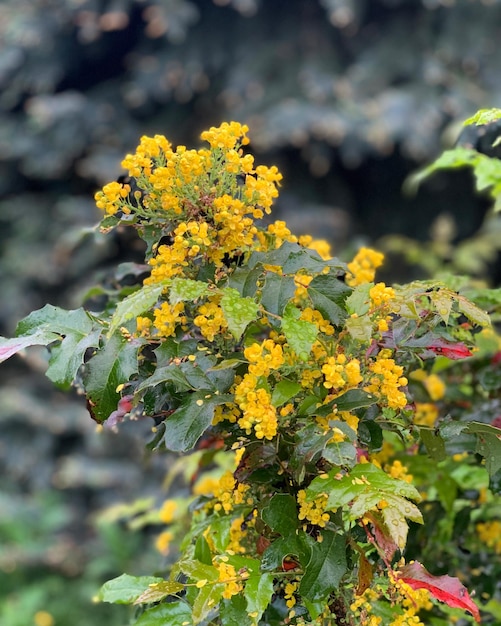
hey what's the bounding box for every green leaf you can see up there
[107,283,167,338]
[134,581,186,605]
[281,304,318,360]
[134,603,193,626]
[299,530,347,602]
[220,287,259,340]
[220,595,252,626]
[322,441,357,467]
[162,390,232,452]
[308,274,351,325]
[345,314,373,344]
[244,572,274,622]
[260,272,296,318]
[169,278,210,305]
[0,330,61,364]
[262,494,299,536]
[248,242,346,276]
[7,305,101,388]
[83,334,139,423]
[227,266,262,298]
[428,290,454,326]
[419,427,447,461]
[456,296,490,327]
[97,573,164,604]
[314,389,376,416]
[345,283,371,316]
[271,379,302,407]
[466,422,501,476]
[192,582,224,624]
[464,108,501,126]
[138,360,214,394]
[194,534,213,566]
[261,534,312,572]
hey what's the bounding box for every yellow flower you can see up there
[34,612,55,626]
[155,530,174,555]
[297,490,330,528]
[365,356,408,410]
[477,520,501,553]
[413,402,438,426]
[346,247,384,286]
[159,499,177,523]
[214,559,242,599]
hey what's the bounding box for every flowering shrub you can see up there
[1,115,501,625]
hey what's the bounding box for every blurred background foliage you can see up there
[2,0,501,624]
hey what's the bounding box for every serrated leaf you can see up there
[322,441,357,467]
[281,305,317,360]
[345,283,371,316]
[7,305,101,387]
[271,379,302,407]
[244,572,274,621]
[466,421,501,476]
[262,494,299,536]
[162,391,231,452]
[134,603,193,626]
[169,278,210,305]
[456,295,490,327]
[299,530,346,602]
[0,330,60,364]
[227,266,262,298]
[260,272,296,317]
[220,287,259,340]
[192,582,224,624]
[108,283,167,338]
[220,595,252,626]
[464,108,501,126]
[399,561,480,623]
[308,274,351,325]
[97,573,164,604]
[134,581,186,605]
[83,334,139,423]
[314,389,376,416]
[428,290,454,325]
[345,315,373,344]
[419,427,447,461]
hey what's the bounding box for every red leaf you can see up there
[427,338,473,360]
[398,561,480,623]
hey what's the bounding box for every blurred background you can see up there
[2,1,501,624]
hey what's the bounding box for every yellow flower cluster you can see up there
[158,499,177,523]
[297,489,330,528]
[301,307,334,335]
[244,339,284,377]
[228,515,248,555]
[365,355,408,410]
[346,247,385,286]
[213,557,243,599]
[234,376,278,440]
[213,470,251,514]
[96,122,286,289]
[413,402,438,426]
[193,298,228,341]
[95,180,131,216]
[322,353,363,391]
[155,530,174,555]
[476,520,501,553]
[385,460,413,483]
[369,282,396,308]
[284,581,299,608]
[152,301,187,337]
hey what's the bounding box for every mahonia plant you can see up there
[2,119,501,625]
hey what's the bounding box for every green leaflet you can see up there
[281,303,318,360]
[97,573,164,604]
[306,463,423,550]
[299,530,347,602]
[107,283,167,338]
[133,603,193,626]
[162,390,232,452]
[83,333,139,423]
[169,277,210,305]
[220,287,260,340]
[5,304,102,388]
